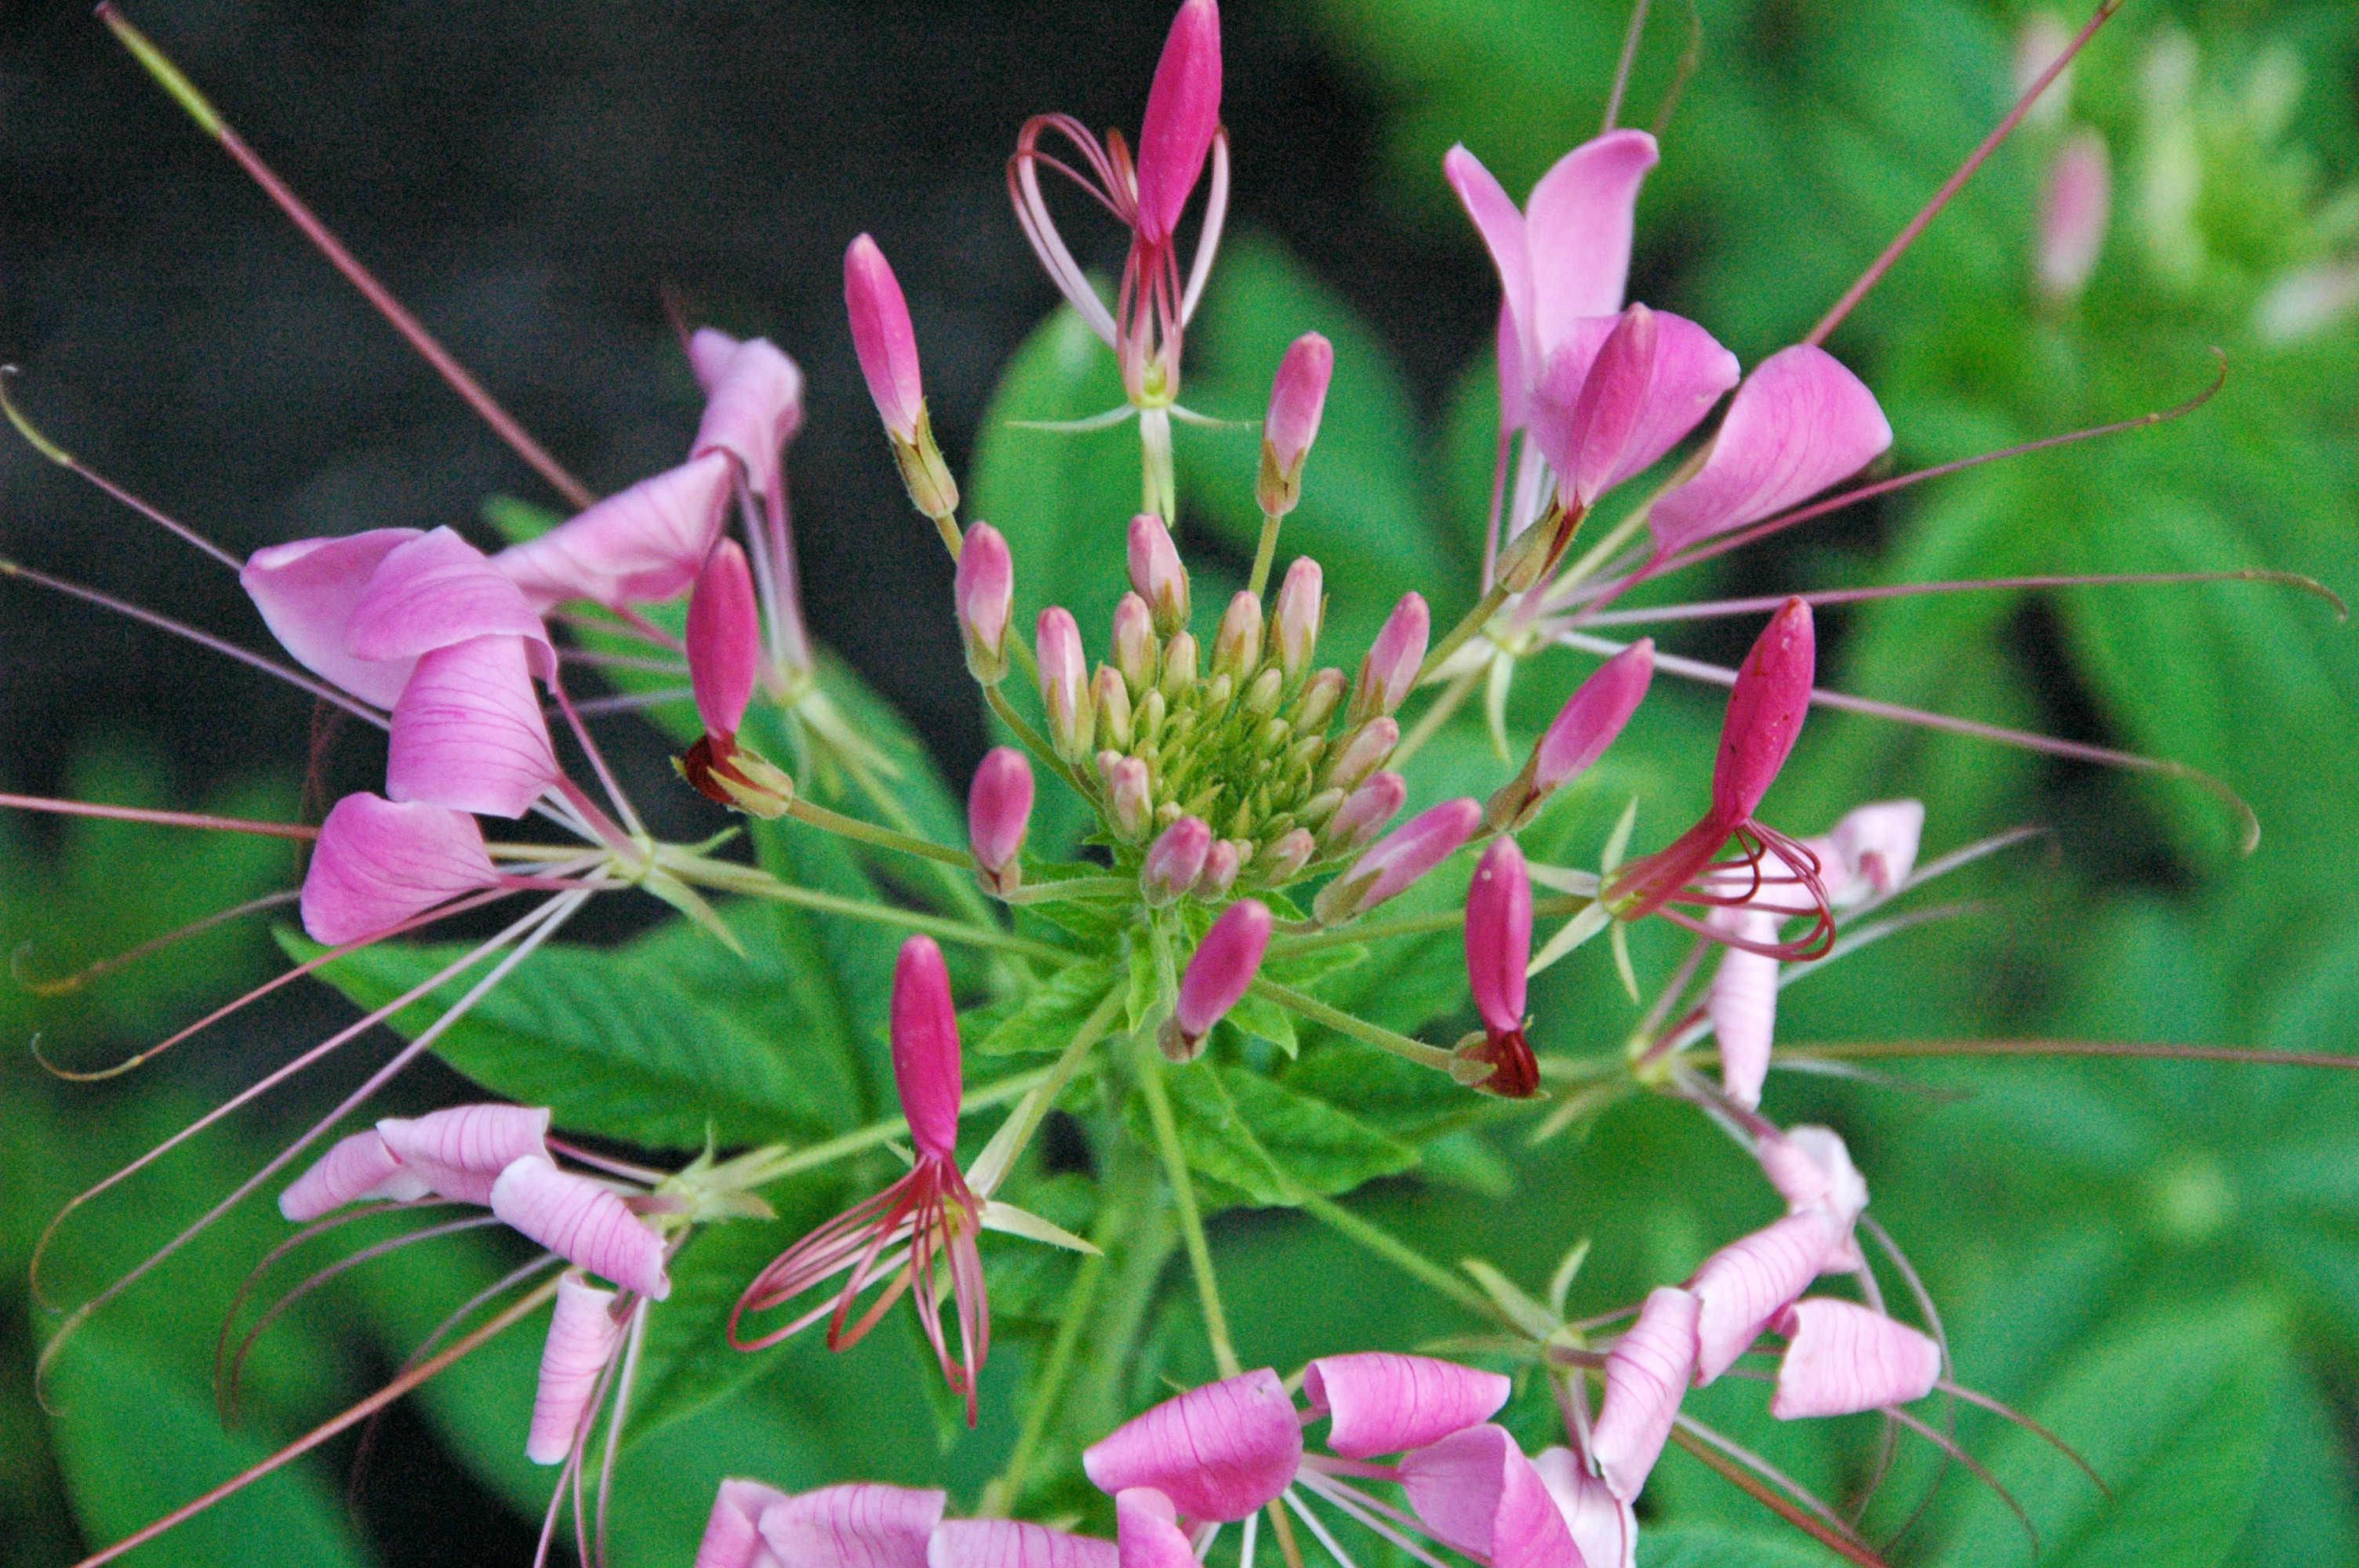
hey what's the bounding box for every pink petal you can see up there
[1648,346,1893,561]
[1114,1490,1197,1568]
[688,539,761,739]
[1464,840,1532,1037]
[346,526,553,673]
[300,792,500,946]
[377,1104,554,1207]
[1823,799,1924,906]
[1263,332,1333,474]
[762,1484,948,1568]
[1313,799,1482,924]
[1523,129,1659,358]
[1538,305,1737,507]
[1757,1126,1869,1272]
[1689,1211,1838,1385]
[1590,1286,1698,1501]
[694,1479,793,1568]
[278,1127,425,1221]
[1533,639,1653,791]
[1303,1351,1511,1459]
[1398,1425,1577,1568]
[1708,598,1814,826]
[845,235,925,440]
[957,524,1016,678]
[1532,1447,1637,1568]
[969,747,1034,878]
[526,1271,622,1464]
[1132,0,1223,247]
[691,331,805,502]
[1703,915,1782,1110]
[929,1522,1117,1568]
[1444,147,1535,392]
[489,1156,671,1300]
[385,634,563,819]
[1496,302,1528,433]
[241,528,426,709]
[891,935,964,1163]
[495,453,735,613]
[1082,1367,1303,1522]
[1174,899,1273,1041]
[1771,1298,1941,1419]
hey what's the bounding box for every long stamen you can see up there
[1579,568,2346,628]
[94,7,597,510]
[13,888,300,999]
[213,1200,463,1403]
[1668,1417,1887,1566]
[0,557,387,728]
[1,368,242,568]
[1779,1038,2359,1070]
[1804,0,2126,347]
[549,680,647,840]
[1934,1377,2110,1497]
[1554,629,2263,853]
[1881,1405,2040,1552]
[0,792,318,842]
[1601,0,1654,132]
[1178,131,1230,326]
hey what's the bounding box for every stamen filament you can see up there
[1575,568,2347,628]
[0,368,243,568]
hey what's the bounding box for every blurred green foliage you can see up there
[9,2,2359,1566]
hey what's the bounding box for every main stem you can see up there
[1136,1044,1242,1377]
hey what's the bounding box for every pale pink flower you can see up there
[1590,1285,1699,1501]
[1770,1298,1942,1419]
[492,452,734,613]
[239,527,427,708]
[1192,840,1242,900]
[525,1271,623,1464]
[692,1479,794,1568]
[772,1485,948,1568]
[1301,1350,1511,1457]
[969,748,1034,898]
[1321,717,1399,797]
[490,1155,671,1300]
[1211,590,1263,680]
[932,1521,1117,1568]
[1532,1446,1637,1568]
[1688,1210,1841,1385]
[276,1102,554,1219]
[1114,1488,1198,1568]
[1112,593,1158,691]
[1398,1424,1580,1568]
[1757,1125,1870,1272]
[688,328,805,507]
[298,793,501,946]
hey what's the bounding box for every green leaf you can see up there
[1636,1524,1837,1567]
[1929,1294,2284,1568]
[1132,1062,1416,1207]
[976,960,1120,1056]
[47,1324,375,1568]
[1223,987,1298,1058]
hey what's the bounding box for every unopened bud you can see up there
[1485,639,1654,832]
[1142,816,1212,906]
[1350,594,1429,726]
[1212,591,1264,681]
[846,238,959,521]
[1129,513,1191,634]
[1137,686,1169,745]
[1160,898,1273,1061]
[685,539,759,743]
[1244,666,1285,717]
[955,523,1014,684]
[1299,786,1346,826]
[1323,717,1400,795]
[1312,798,1482,926]
[1038,607,1096,763]
[2037,129,2111,300]
[1258,828,1316,883]
[1496,499,1578,593]
[1113,593,1159,695]
[1093,666,1136,751]
[678,736,797,819]
[1160,630,1200,699]
[1452,1029,1541,1099]
[968,746,1034,897]
[1271,557,1323,680]
[1194,840,1242,898]
[1294,668,1347,733]
[1256,332,1334,518]
[1107,754,1153,841]
[1322,770,1406,855]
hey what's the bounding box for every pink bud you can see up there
[1211,590,1263,680]
[489,1157,670,1300]
[1543,303,1738,509]
[1081,1367,1302,1522]
[1465,837,1532,1036]
[1489,641,1653,831]
[1174,898,1273,1043]
[1270,557,1323,678]
[1192,840,1241,899]
[1591,1286,1698,1501]
[2039,129,2111,299]
[1107,754,1153,841]
[1127,514,1191,635]
[300,793,500,947]
[1770,1298,1941,1419]
[1322,718,1401,797]
[687,540,760,742]
[1349,593,1430,725]
[1142,817,1212,906]
[279,1127,423,1220]
[845,235,925,441]
[1037,607,1096,762]
[1112,593,1158,692]
[1313,798,1482,924]
[1710,599,1814,826]
[1688,1210,1839,1385]
[1259,332,1333,516]
[890,935,963,1163]
[526,1272,623,1464]
[956,524,1015,685]
[1258,827,1315,883]
[1132,0,1223,248]
[1294,668,1346,733]
[968,748,1034,895]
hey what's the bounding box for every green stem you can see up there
[1272,905,1469,955]
[1297,1195,1509,1325]
[984,1200,1120,1514]
[1070,1172,1179,1440]
[833,740,1004,934]
[1390,664,1482,769]
[692,862,1067,961]
[732,1068,1052,1190]
[1252,978,1460,1074]
[1136,1043,1242,1377]
[788,797,973,869]
[1418,583,1510,684]
[975,988,1129,1193]
[1246,511,1282,599]
[986,684,1091,798]
[1005,877,1138,906]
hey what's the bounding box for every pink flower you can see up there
[1460,837,1539,1099]
[932,1521,1118,1568]
[695,1482,947,1568]
[1114,1489,1198,1568]
[1756,1125,1870,1272]
[1313,798,1482,925]
[1486,637,1653,831]
[1302,1350,1510,1457]
[240,528,426,708]
[1082,1367,1302,1523]
[692,1479,792,1568]
[526,1271,623,1464]
[299,793,501,946]
[1398,1424,1580,1568]
[957,523,1016,684]
[277,1102,556,1219]
[1161,898,1272,1059]
[1770,1298,1941,1419]
[2038,129,2111,299]
[1688,1210,1841,1385]
[1347,593,1428,726]
[1259,332,1333,517]
[1532,1446,1637,1568]
[1590,1285,1699,1501]
[1537,302,1738,510]
[492,452,735,613]
[732,936,993,1421]
[969,747,1034,898]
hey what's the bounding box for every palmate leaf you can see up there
[1131,1060,1417,1208]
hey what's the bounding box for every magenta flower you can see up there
[1769,1298,1942,1419]
[1302,1350,1510,1457]
[1488,637,1653,831]
[957,523,1016,684]
[969,747,1034,898]
[1194,839,1241,899]
[1161,898,1271,1059]
[526,1271,623,1465]
[1460,837,1539,1098]
[1398,1424,1580,1568]
[1590,1284,1699,1501]
[1313,798,1482,926]
[299,793,501,946]
[1258,331,1333,517]
[1539,301,1738,511]
[493,452,735,614]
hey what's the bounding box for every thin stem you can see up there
[1248,512,1282,599]
[1779,1039,2359,1070]
[96,7,598,511]
[678,861,1067,961]
[731,1068,1053,1191]
[1418,583,1510,684]
[1003,876,1137,905]
[984,1200,1120,1514]
[550,681,645,841]
[831,735,1009,940]
[1273,905,1468,955]
[1390,665,1481,769]
[787,797,974,870]
[1136,1042,1242,1377]
[986,685,1091,799]
[0,793,318,840]
[1297,1195,1506,1324]
[1573,568,2346,628]
[1252,979,1459,1074]
[934,514,965,561]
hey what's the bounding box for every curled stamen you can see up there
[13,888,300,999]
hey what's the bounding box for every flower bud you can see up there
[1465,837,1532,1037]
[1161,899,1273,1061]
[1257,332,1334,518]
[968,746,1034,898]
[1293,668,1346,734]
[1113,593,1159,695]
[1243,666,1285,717]
[1133,0,1223,249]
[1322,717,1399,795]
[1270,557,1323,680]
[1137,687,1169,746]
[678,735,798,819]
[1038,607,1096,764]
[1159,630,1200,698]
[2037,129,2111,300]
[1299,786,1346,826]
[1107,754,1153,841]
[1322,771,1406,855]
[1485,639,1654,831]
[1212,591,1263,681]
[685,539,759,743]
[1142,816,1212,906]
[1313,798,1482,926]
[1193,840,1241,899]
[1349,594,1429,726]
[1712,599,1814,827]
[845,235,958,520]
[1129,513,1191,635]
[1257,828,1316,884]
[955,523,1014,684]
[1094,666,1136,751]
[1451,1028,1540,1099]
